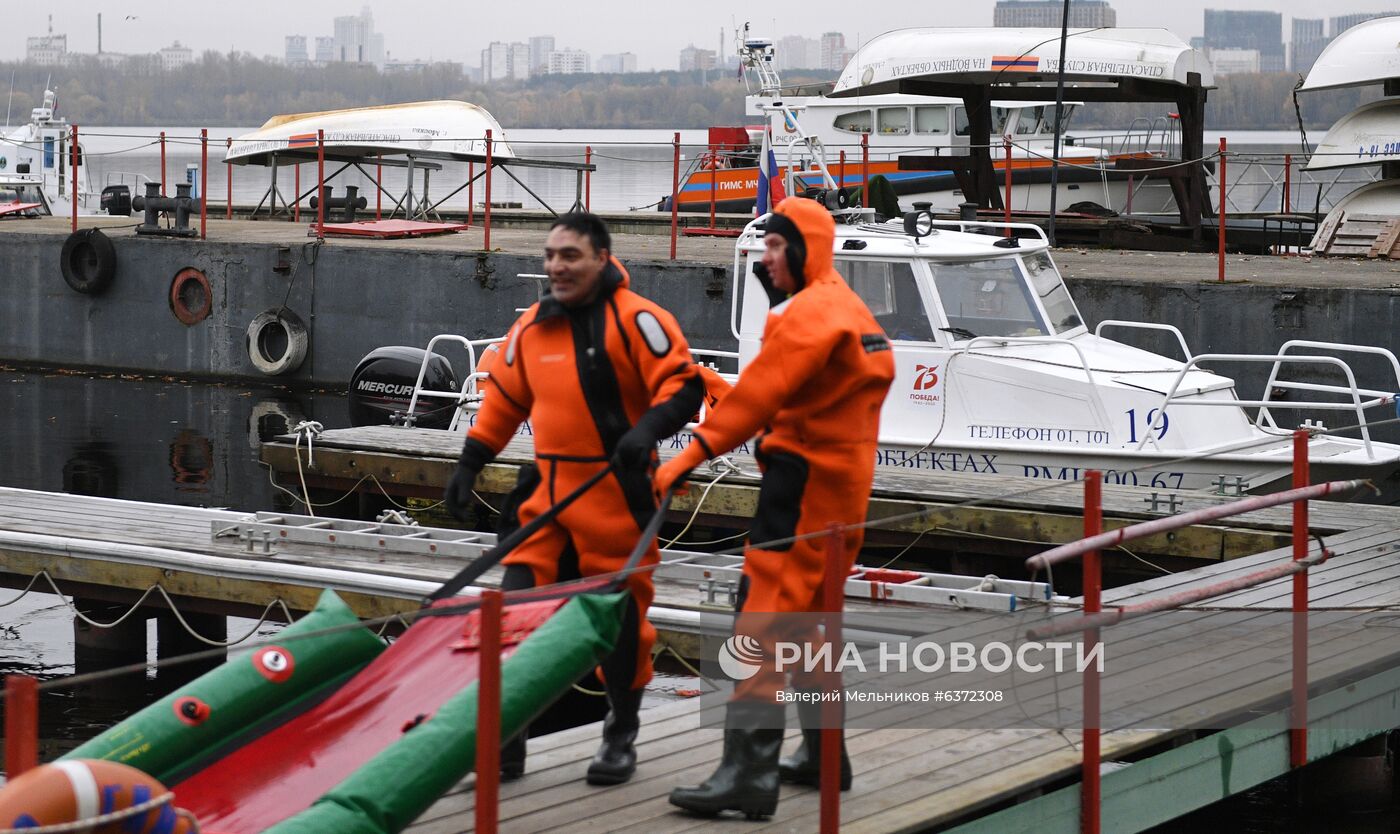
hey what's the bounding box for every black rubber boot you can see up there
[500,730,527,781]
[586,685,644,785]
[669,701,785,819]
[778,694,852,790]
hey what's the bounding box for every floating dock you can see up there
[2,484,1398,830]
[261,424,1400,570]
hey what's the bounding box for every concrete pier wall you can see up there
[5,229,1400,401]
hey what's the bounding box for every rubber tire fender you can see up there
[246,307,309,376]
[59,228,117,294]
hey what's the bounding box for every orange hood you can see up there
[773,196,837,289]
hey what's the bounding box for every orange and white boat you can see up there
[665,28,1191,216]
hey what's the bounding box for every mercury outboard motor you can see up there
[348,346,458,429]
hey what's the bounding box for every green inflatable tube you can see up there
[265,590,628,834]
[63,589,385,784]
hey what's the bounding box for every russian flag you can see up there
[755,127,786,216]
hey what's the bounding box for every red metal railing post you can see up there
[316,129,325,239]
[485,130,493,251]
[70,125,78,232]
[468,161,475,228]
[160,130,167,196]
[1003,137,1013,231]
[376,154,382,221]
[860,134,869,208]
[226,137,233,220]
[671,132,680,260]
[294,165,300,223]
[820,524,845,834]
[475,589,503,834]
[1218,137,1227,283]
[1126,175,1134,215]
[4,674,39,777]
[200,128,208,240]
[585,145,592,212]
[708,152,717,229]
[1082,470,1102,834]
[839,150,847,197]
[1290,430,1309,769]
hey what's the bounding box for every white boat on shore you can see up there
[1300,17,1400,252]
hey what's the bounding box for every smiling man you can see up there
[443,213,702,785]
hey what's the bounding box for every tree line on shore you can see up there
[0,51,1379,132]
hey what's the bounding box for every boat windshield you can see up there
[1021,251,1083,333]
[928,257,1048,339]
[837,259,935,342]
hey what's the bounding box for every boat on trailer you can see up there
[1300,17,1400,253]
[350,205,1400,499]
[0,88,98,218]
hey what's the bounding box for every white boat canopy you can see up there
[830,28,1213,97]
[1305,99,1400,171]
[1298,17,1400,93]
[225,100,516,166]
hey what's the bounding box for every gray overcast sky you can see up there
[7,1,1400,71]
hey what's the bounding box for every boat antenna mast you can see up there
[736,23,839,199]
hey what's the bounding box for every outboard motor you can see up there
[348,346,459,430]
[100,184,132,216]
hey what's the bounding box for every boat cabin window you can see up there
[834,110,873,134]
[877,107,911,136]
[1022,251,1083,333]
[929,258,1047,339]
[952,106,1012,137]
[914,106,949,135]
[836,259,935,342]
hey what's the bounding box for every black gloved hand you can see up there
[443,463,482,522]
[444,437,494,522]
[612,423,658,472]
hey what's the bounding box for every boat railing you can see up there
[1093,320,1193,362]
[1213,153,1382,217]
[403,334,504,431]
[1065,116,1179,158]
[1138,351,1399,458]
[925,218,1051,242]
[103,171,153,191]
[958,336,1113,433]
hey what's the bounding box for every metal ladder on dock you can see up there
[212,513,1052,612]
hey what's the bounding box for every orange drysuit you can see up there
[656,197,895,701]
[463,257,702,690]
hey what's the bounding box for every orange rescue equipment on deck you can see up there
[0,760,196,833]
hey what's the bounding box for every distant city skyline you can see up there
[6,1,1400,72]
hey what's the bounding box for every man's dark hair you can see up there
[550,212,611,255]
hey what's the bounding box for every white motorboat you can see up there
[0,89,97,217]
[1296,17,1400,94]
[366,207,1400,499]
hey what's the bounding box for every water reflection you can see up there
[0,369,345,511]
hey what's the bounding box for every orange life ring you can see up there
[0,759,196,833]
[169,267,212,326]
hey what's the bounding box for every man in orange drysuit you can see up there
[658,196,895,819]
[443,212,703,785]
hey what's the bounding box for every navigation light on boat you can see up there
[903,210,935,240]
